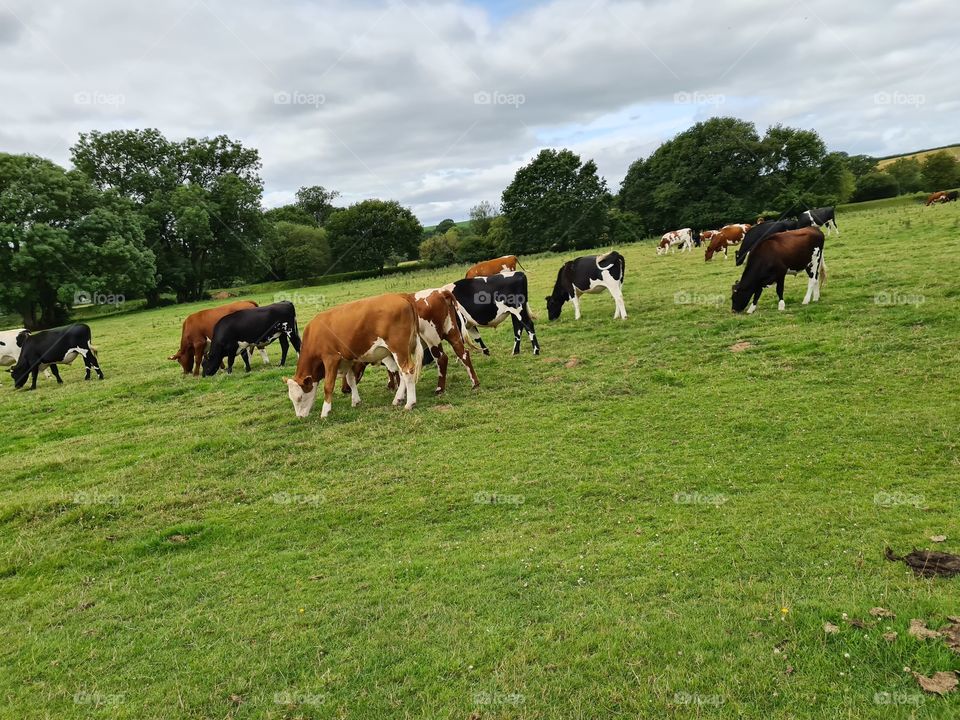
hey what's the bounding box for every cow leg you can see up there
[191,343,204,376]
[48,364,63,384]
[227,352,238,374]
[82,347,104,380]
[444,331,479,389]
[468,326,490,356]
[257,345,270,365]
[747,288,763,314]
[278,335,289,366]
[776,277,786,311]
[320,358,339,419]
[28,366,39,390]
[344,367,361,407]
[510,314,523,355]
[430,345,447,394]
[610,283,627,319]
[802,250,820,305]
[518,305,540,355]
[571,292,582,320]
[382,355,406,405]
[813,251,824,302]
[342,362,364,394]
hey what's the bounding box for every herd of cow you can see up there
[2,194,951,411]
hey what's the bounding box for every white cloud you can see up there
[0,0,956,223]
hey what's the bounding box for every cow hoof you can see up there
[404,403,416,411]
[434,387,444,395]
[482,349,490,356]
[352,399,361,408]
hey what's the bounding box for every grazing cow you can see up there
[465,255,519,279]
[731,227,826,313]
[443,272,540,355]
[926,190,958,205]
[0,328,26,367]
[735,219,800,266]
[169,300,258,376]
[657,228,694,255]
[797,206,839,235]
[704,224,751,261]
[10,324,103,390]
[285,293,422,419]
[545,251,627,320]
[344,288,480,395]
[202,301,301,376]
[949,190,960,202]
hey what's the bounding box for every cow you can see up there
[735,219,800,266]
[169,300,259,376]
[657,228,694,255]
[704,224,751,261]
[202,301,301,377]
[343,288,480,395]
[926,190,958,205]
[545,251,626,321]
[465,255,519,279]
[9,324,103,390]
[443,272,540,355]
[285,293,422,419]
[797,206,839,235]
[0,328,27,367]
[731,227,826,314]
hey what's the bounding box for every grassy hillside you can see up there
[876,144,960,169]
[2,202,960,718]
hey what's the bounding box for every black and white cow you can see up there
[545,251,626,320]
[797,206,839,236]
[732,227,826,313]
[735,219,799,266]
[10,324,103,390]
[202,301,301,376]
[443,272,540,355]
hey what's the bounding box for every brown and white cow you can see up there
[465,255,519,279]
[657,228,693,255]
[704,223,751,261]
[169,300,259,376]
[343,288,480,395]
[926,190,958,206]
[285,293,422,419]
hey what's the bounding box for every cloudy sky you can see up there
[1,0,957,223]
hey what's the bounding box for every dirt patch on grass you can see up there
[729,341,753,353]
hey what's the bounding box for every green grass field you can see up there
[3,201,960,719]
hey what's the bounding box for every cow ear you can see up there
[301,376,315,393]
[282,376,291,386]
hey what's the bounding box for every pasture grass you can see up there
[2,201,960,719]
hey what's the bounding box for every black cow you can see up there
[797,206,839,236]
[948,190,960,202]
[546,251,626,321]
[10,324,103,390]
[732,227,826,313]
[443,272,540,355]
[735,219,799,266]
[202,301,301,376]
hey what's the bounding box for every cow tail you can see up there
[411,324,424,384]
[89,344,99,358]
[516,257,526,271]
[819,254,827,288]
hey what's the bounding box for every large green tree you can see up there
[324,200,422,273]
[294,185,340,226]
[501,149,609,253]
[262,222,331,281]
[884,157,925,194]
[921,151,960,190]
[71,129,265,302]
[0,153,156,327]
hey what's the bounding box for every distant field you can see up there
[3,202,960,718]
[876,144,960,169]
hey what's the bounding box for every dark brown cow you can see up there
[704,223,751,261]
[169,300,258,375]
[343,288,480,395]
[285,294,422,419]
[732,227,826,313]
[465,255,518,279]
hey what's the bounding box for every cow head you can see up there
[545,294,565,321]
[731,281,752,313]
[10,359,30,388]
[15,330,29,347]
[285,376,317,418]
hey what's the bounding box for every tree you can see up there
[921,151,960,191]
[262,222,331,281]
[758,125,835,212]
[419,228,460,267]
[435,218,457,235]
[0,153,156,327]
[852,172,899,202]
[325,200,422,273]
[884,157,924,194]
[837,153,877,179]
[295,185,340,225]
[469,201,499,237]
[264,204,318,227]
[501,148,609,253]
[71,129,265,302]
[605,208,646,245]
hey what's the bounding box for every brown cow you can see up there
[465,255,518,279]
[704,223,751,261]
[925,191,948,206]
[343,288,480,396]
[285,293,422,419]
[169,300,258,376]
